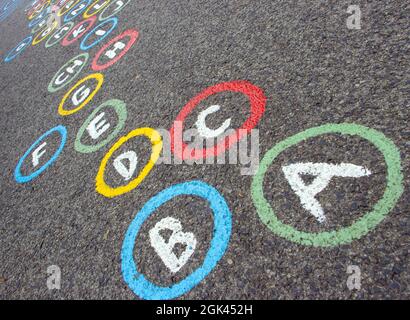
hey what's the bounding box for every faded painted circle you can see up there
[32,20,58,45]
[48,52,89,93]
[61,15,97,46]
[95,127,162,198]
[75,99,127,153]
[98,0,129,21]
[64,0,91,22]
[58,73,104,116]
[91,29,139,71]
[170,80,266,160]
[251,123,404,247]
[79,17,118,51]
[83,0,110,18]
[45,21,74,48]
[14,125,67,183]
[121,180,232,300]
[4,36,33,62]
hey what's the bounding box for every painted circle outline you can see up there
[45,21,74,48]
[32,20,58,45]
[4,36,32,62]
[170,80,266,160]
[79,16,118,51]
[58,72,104,116]
[14,125,67,183]
[74,98,127,153]
[98,0,129,21]
[48,52,89,93]
[121,180,232,300]
[91,28,139,71]
[63,0,91,22]
[83,0,110,18]
[61,15,97,46]
[251,123,404,247]
[95,127,162,198]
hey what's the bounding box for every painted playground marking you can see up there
[98,0,129,21]
[149,216,197,274]
[61,15,96,46]
[251,123,404,247]
[45,21,74,48]
[74,99,127,153]
[282,163,372,223]
[48,52,89,93]
[14,125,67,183]
[121,181,232,300]
[95,127,163,198]
[79,16,118,51]
[57,72,104,116]
[83,0,110,19]
[91,28,138,71]
[4,35,32,62]
[170,80,266,161]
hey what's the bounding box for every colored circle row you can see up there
[4,0,130,62]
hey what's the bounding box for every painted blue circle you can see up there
[121,180,232,300]
[79,17,118,51]
[4,35,33,62]
[64,0,91,22]
[14,125,67,183]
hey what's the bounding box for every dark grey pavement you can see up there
[0,0,409,299]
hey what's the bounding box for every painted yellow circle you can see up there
[83,0,111,18]
[58,73,104,116]
[32,21,58,45]
[96,128,163,198]
[58,0,80,16]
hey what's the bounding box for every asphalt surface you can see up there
[0,0,409,299]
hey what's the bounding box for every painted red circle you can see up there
[91,29,139,71]
[170,80,266,160]
[61,15,97,46]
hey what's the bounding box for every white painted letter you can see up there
[149,217,197,273]
[32,142,47,167]
[104,41,126,59]
[282,162,371,223]
[195,105,231,139]
[113,150,138,180]
[71,85,90,106]
[86,112,110,139]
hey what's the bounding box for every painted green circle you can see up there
[45,21,74,48]
[251,123,403,247]
[47,52,89,93]
[74,99,127,153]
